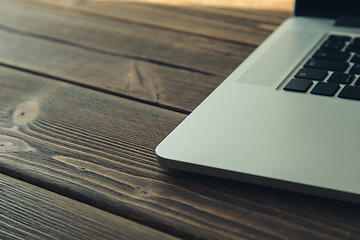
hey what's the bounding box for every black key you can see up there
[349,64,360,74]
[313,49,350,61]
[346,43,360,53]
[310,82,339,96]
[304,58,349,72]
[353,38,360,44]
[284,79,313,93]
[327,72,355,84]
[328,35,351,42]
[321,39,345,51]
[295,68,328,80]
[347,38,360,51]
[338,86,360,100]
[350,54,360,63]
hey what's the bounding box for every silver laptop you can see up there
[156,0,360,203]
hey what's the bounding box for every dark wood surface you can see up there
[0,173,178,240]
[0,0,360,239]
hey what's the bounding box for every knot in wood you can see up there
[0,135,35,153]
[13,101,40,125]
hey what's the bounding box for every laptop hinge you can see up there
[335,15,360,28]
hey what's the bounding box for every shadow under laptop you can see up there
[164,168,360,219]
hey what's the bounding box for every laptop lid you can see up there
[295,0,360,18]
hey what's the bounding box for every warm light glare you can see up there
[92,0,295,11]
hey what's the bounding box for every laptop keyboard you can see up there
[283,34,360,100]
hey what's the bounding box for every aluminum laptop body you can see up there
[156,0,360,203]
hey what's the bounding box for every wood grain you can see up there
[0,174,178,240]
[1,66,360,240]
[0,0,291,112]
[2,0,360,239]
[18,0,292,45]
[77,0,294,11]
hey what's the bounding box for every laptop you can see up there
[156,0,360,203]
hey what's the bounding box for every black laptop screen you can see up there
[295,0,360,18]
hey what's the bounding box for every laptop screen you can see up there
[295,0,360,18]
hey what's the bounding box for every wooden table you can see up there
[1,0,360,239]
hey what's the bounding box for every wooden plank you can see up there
[63,0,294,11]
[1,66,360,239]
[0,173,178,240]
[16,0,292,46]
[0,27,223,112]
[0,0,265,112]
